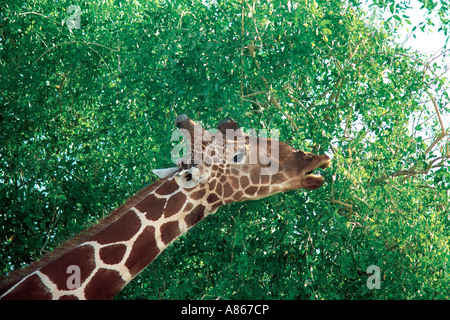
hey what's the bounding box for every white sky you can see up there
[394,0,449,68]
[363,0,448,64]
[394,0,450,130]
[364,0,449,133]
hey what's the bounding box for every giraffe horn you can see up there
[175,114,195,130]
[152,167,179,179]
[217,118,240,134]
[174,114,214,165]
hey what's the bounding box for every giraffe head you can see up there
[153,114,331,209]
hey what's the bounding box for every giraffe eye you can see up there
[233,153,245,163]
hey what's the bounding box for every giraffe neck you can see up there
[0,176,216,300]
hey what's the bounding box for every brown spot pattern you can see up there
[125,226,159,277]
[135,194,166,221]
[1,274,53,300]
[84,269,125,300]
[156,180,179,195]
[164,192,186,218]
[90,211,142,245]
[185,205,205,227]
[99,244,127,265]
[160,221,181,245]
[40,244,96,291]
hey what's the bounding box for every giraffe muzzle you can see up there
[302,156,331,190]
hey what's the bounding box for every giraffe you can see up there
[0,114,331,300]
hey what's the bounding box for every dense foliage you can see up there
[1,0,449,299]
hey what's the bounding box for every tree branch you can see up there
[426,89,446,133]
[372,151,450,184]
[372,170,421,184]
[269,95,300,133]
[287,93,314,119]
[331,199,353,216]
[18,11,59,25]
[33,41,119,66]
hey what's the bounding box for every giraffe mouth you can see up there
[302,157,331,190]
[304,157,331,176]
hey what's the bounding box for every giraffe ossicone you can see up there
[171,115,282,174]
[0,114,330,300]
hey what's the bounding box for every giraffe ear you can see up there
[174,167,206,189]
[152,167,178,179]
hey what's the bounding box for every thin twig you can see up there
[33,41,119,66]
[240,4,245,104]
[424,131,449,155]
[18,11,59,25]
[287,93,314,119]
[331,199,353,216]
[242,91,268,98]
[425,89,446,133]
[269,96,300,133]
[372,150,450,184]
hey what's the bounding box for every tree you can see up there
[1,0,449,299]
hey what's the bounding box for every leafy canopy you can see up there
[1,0,449,299]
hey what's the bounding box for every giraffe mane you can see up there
[0,178,167,294]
